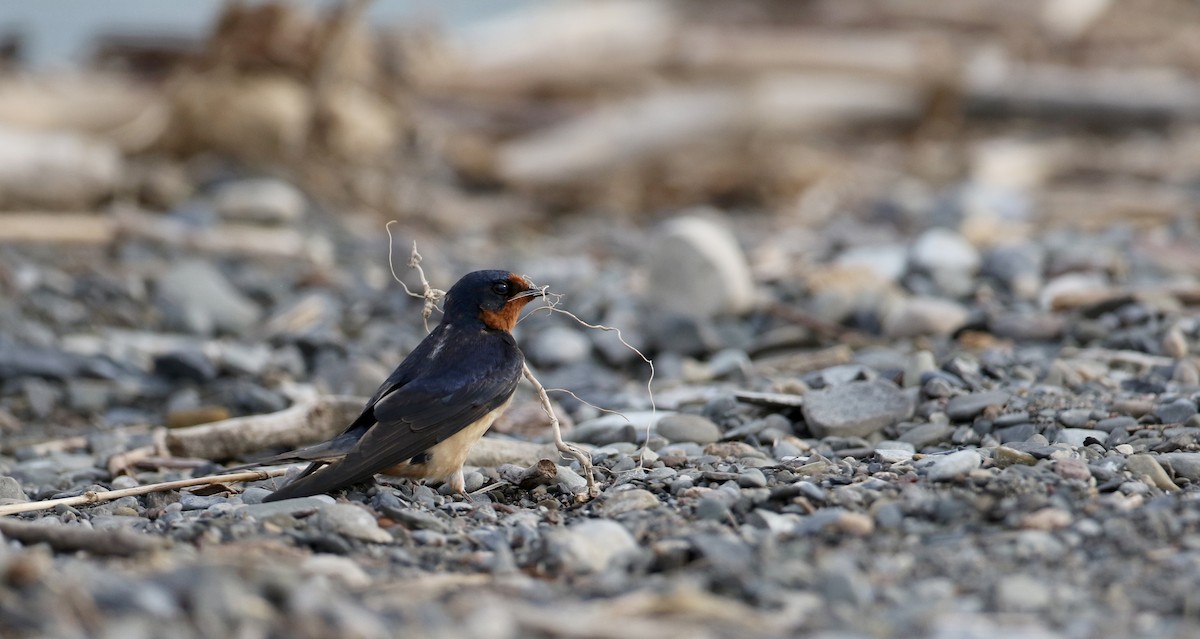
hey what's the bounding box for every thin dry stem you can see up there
[0,469,289,517]
[524,363,597,499]
[385,222,445,332]
[523,288,658,460]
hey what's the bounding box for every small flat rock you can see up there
[911,228,981,275]
[995,574,1051,612]
[158,260,261,335]
[546,520,637,574]
[525,325,593,368]
[646,213,757,318]
[1053,458,1092,481]
[994,446,1038,467]
[466,438,562,469]
[1155,399,1198,425]
[602,489,660,515]
[836,244,909,282]
[876,448,914,464]
[921,450,982,481]
[241,496,334,519]
[1095,416,1137,432]
[1057,409,1092,428]
[882,296,970,338]
[213,177,306,224]
[1125,454,1179,492]
[898,422,955,450]
[801,378,914,438]
[1054,428,1108,447]
[315,503,393,543]
[1156,452,1200,482]
[0,476,28,503]
[737,468,768,488]
[946,390,1011,421]
[656,414,722,444]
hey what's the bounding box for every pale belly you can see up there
[381,396,513,482]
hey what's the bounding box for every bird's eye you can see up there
[492,281,510,295]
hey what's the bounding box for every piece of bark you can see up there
[0,213,115,244]
[0,519,164,557]
[166,396,364,461]
[497,459,559,489]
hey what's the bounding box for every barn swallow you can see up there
[249,270,543,502]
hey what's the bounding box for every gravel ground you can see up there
[4,175,1200,639]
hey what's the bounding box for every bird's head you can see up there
[443,270,543,332]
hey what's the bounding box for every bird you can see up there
[249,269,543,503]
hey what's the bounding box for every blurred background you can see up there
[1,0,1199,440]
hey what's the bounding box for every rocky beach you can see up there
[4,2,1200,638]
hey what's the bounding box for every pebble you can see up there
[314,504,394,544]
[946,390,1011,421]
[994,445,1037,467]
[545,520,637,574]
[801,378,914,438]
[898,422,955,450]
[1156,452,1200,481]
[994,574,1051,612]
[921,450,982,481]
[157,261,261,335]
[1155,399,1198,425]
[213,177,306,224]
[656,414,722,444]
[737,468,767,488]
[0,476,29,503]
[602,488,660,515]
[1124,454,1179,492]
[882,296,970,338]
[525,325,593,368]
[645,213,757,318]
[1054,428,1108,447]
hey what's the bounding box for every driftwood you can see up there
[166,396,364,461]
[0,518,164,556]
[498,459,559,490]
[0,469,288,517]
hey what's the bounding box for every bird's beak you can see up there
[511,286,545,301]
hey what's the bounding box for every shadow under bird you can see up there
[242,270,543,502]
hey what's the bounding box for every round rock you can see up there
[646,213,757,318]
[656,414,722,445]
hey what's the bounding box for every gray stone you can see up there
[1125,454,1179,491]
[921,450,982,481]
[656,414,722,444]
[911,228,980,275]
[241,496,334,519]
[1057,409,1092,428]
[835,243,909,282]
[994,574,1051,612]
[996,423,1037,443]
[1155,399,1198,425]
[876,448,914,464]
[555,464,590,493]
[801,378,914,438]
[1095,416,1137,433]
[1054,428,1108,447]
[546,520,637,574]
[946,390,1011,421]
[882,296,970,338]
[1157,453,1200,481]
[898,422,955,450]
[737,468,768,488]
[0,476,28,503]
[602,488,660,515]
[981,242,1044,299]
[213,177,306,224]
[314,503,394,543]
[525,325,593,368]
[646,213,757,318]
[158,261,261,335]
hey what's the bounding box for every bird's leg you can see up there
[448,469,474,503]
